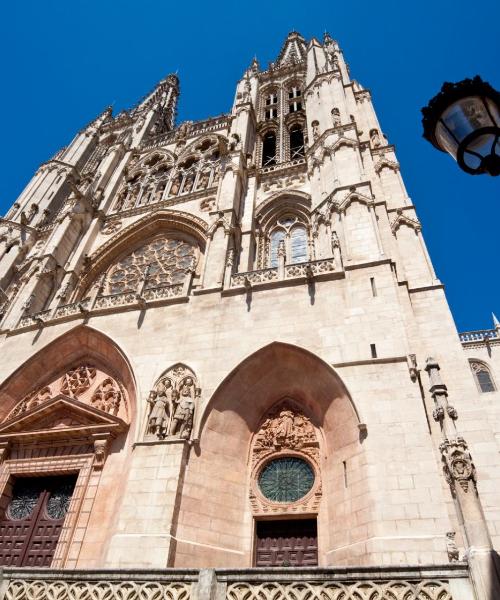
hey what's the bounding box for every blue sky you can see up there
[1,0,499,332]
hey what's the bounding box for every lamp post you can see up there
[422,76,500,176]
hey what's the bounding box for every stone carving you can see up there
[5,579,192,600]
[101,220,122,235]
[145,364,200,441]
[250,400,321,514]
[61,365,97,397]
[331,107,341,127]
[312,120,320,140]
[93,439,108,469]
[446,531,459,562]
[5,364,128,423]
[103,235,197,296]
[147,378,174,438]
[370,128,382,148]
[91,378,122,415]
[440,436,477,494]
[226,580,453,600]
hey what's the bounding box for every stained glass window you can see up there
[270,230,285,268]
[470,361,496,393]
[259,457,314,503]
[106,235,196,295]
[290,226,308,264]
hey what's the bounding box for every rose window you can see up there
[106,236,197,295]
[258,457,314,503]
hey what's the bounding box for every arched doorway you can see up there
[173,342,365,568]
[0,326,136,568]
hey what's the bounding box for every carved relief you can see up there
[60,365,96,397]
[249,399,321,515]
[4,365,129,423]
[145,364,199,441]
[90,378,122,416]
[440,437,477,495]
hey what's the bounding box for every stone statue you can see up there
[312,121,320,140]
[169,175,182,196]
[147,378,174,438]
[331,108,341,127]
[170,376,196,439]
[370,128,382,148]
[331,230,340,250]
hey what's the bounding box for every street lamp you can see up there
[422,76,500,176]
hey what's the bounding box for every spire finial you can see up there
[493,312,500,329]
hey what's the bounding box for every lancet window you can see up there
[262,132,277,167]
[289,124,305,159]
[101,234,198,297]
[267,215,309,267]
[470,360,496,393]
[257,80,306,168]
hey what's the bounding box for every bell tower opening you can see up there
[255,518,318,567]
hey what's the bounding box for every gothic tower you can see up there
[0,31,498,600]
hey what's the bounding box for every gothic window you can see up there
[105,235,197,296]
[290,225,307,263]
[264,92,278,120]
[470,360,496,393]
[268,216,309,267]
[270,229,285,268]
[262,132,277,167]
[288,86,302,113]
[289,124,305,159]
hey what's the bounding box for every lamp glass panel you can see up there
[441,97,494,147]
[436,122,459,158]
[485,97,500,126]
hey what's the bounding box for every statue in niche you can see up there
[198,170,210,190]
[312,121,320,140]
[183,174,194,194]
[145,366,199,441]
[331,108,341,127]
[370,128,382,149]
[147,378,174,438]
[331,230,340,251]
[170,376,196,439]
[169,174,182,196]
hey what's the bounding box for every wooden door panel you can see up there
[255,519,318,567]
[0,475,76,567]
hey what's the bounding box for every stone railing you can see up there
[1,568,196,600]
[259,157,306,175]
[12,283,187,332]
[0,564,472,600]
[231,258,338,289]
[231,267,279,287]
[459,328,499,343]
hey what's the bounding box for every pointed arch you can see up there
[331,136,358,153]
[0,325,137,422]
[196,341,362,441]
[129,148,176,175]
[338,189,374,212]
[177,134,227,163]
[76,209,208,296]
[391,212,421,234]
[256,191,311,228]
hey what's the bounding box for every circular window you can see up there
[258,457,314,503]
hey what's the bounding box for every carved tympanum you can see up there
[4,364,129,423]
[250,400,321,515]
[145,364,199,441]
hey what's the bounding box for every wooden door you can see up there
[255,519,318,567]
[0,475,76,567]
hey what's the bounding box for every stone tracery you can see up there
[4,364,129,422]
[249,399,321,514]
[104,235,198,296]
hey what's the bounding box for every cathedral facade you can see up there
[0,31,499,600]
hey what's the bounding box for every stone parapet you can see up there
[0,564,473,600]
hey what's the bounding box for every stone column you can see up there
[425,358,500,600]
